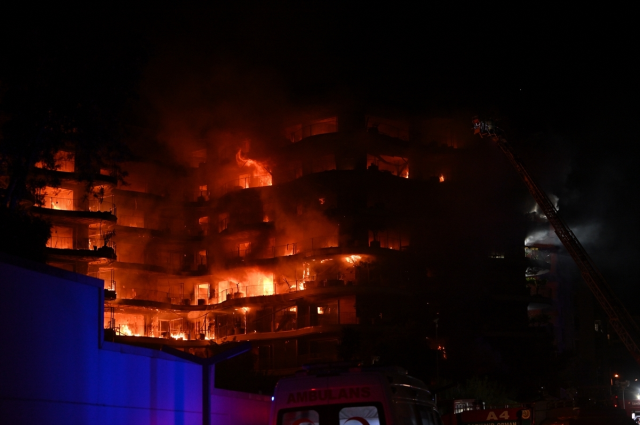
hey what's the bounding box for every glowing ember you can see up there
[438,345,447,359]
[439,174,445,183]
[345,255,361,264]
[171,332,186,340]
[120,324,140,337]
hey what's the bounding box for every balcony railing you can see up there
[226,235,339,261]
[46,235,116,251]
[36,195,116,215]
[218,285,273,302]
[118,278,320,306]
[183,190,211,202]
[125,280,285,304]
[118,288,200,305]
[311,156,336,173]
[367,121,410,141]
[120,289,172,303]
[219,175,272,196]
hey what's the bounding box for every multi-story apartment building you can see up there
[30,111,537,387]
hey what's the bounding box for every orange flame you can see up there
[236,149,272,187]
[345,255,361,264]
[219,269,274,298]
[439,174,445,183]
[171,332,186,340]
[438,345,447,359]
[120,323,141,337]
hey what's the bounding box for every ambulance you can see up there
[269,365,443,425]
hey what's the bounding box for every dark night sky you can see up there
[2,4,639,306]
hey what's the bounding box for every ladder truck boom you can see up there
[472,117,640,364]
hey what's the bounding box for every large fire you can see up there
[119,323,141,337]
[298,263,312,290]
[88,121,427,347]
[218,269,275,299]
[345,255,361,265]
[236,149,272,188]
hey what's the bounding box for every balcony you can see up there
[219,174,272,196]
[224,232,408,264]
[286,117,338,143]
[36,194,115,213]
[366,120,410,141]
[224,235,340,265]
[112,276,347,308]
[366,154,409,178]
[33,162,118,187]
[112,255,208,276]
[183,189,211,203]
[45,235,116,262]
[33,194,117,224]
[46,234,115,251]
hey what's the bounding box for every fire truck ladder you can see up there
[472,117,640,364]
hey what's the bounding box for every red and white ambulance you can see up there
[269,365,443,425]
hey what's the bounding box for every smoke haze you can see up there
[5,4,636,308]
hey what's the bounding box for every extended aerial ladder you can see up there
[472,117,640,364]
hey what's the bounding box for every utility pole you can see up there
[434,318,439,378]
[616,379,630,409]
[434,314,440,406]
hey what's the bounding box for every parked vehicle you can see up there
[270,364,443,425]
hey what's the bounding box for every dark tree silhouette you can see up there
[0,11,146,260]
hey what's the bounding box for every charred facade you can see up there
[22,111,542,388]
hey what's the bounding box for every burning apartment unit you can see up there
[30,150,118,274]
[27,111,532,379]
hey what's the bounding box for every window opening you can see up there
[340,406,381,425]
[281,409,319,425]
[36,187,74,210]
[47,226,74,249]
[199,216,209,235]
[219,213,229,232]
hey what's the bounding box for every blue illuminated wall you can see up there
[0,254,270,425]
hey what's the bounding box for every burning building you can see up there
[30,150,118,272]
[23,110,539,387]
